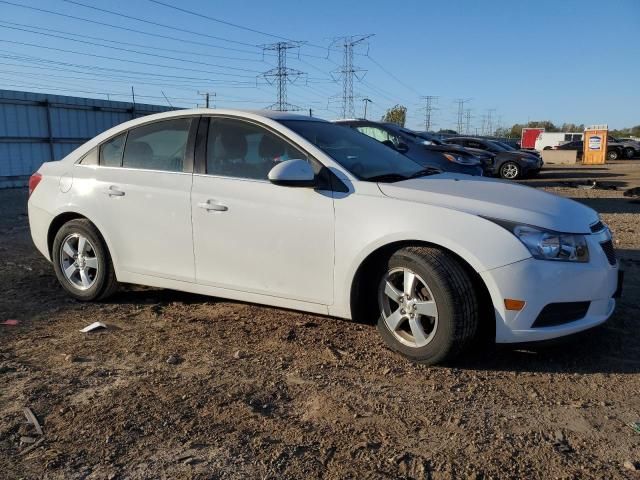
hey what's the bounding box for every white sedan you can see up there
[28,109,621,364]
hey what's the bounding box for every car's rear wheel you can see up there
[607,149,619,160]
[376,246,478,365]
[499,161,520,179]
[52,219,118,301]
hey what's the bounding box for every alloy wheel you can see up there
[59,233,99,290]
[501,163,519,179]
[378,267,439,348]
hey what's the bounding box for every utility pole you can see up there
[198,91,216,108]
[260,41,305,111]
[362,97,372,119]
[131,86,136,119]
[454,98,471,134]
[331,34,374,118]
[421,95,438,131]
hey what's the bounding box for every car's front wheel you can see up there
[499,161,520,179]
[607,149,619,160]
[376,246,478,364]
[625,147,635,159]
[52,219,119,301]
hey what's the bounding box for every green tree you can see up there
[381,104,407,127]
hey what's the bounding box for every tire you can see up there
[376,246,478,365]
[499,161,520,179]
[625,147,635,159]
[607,149,619,161]
[543,146,552,151]
[52,219,118,301]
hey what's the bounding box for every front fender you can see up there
[330,194,531,318]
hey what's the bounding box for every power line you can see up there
[366,54,422,97]
[62,0,262,49]
[0,20,264,63]
[0,24,264,73]
[0,39,260,78]
[260,42,305,111]
[0,0,264,56]
[331,35,374,118]
[198,91,216,108]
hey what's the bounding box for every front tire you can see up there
[52,219,118,301]
[376,247,479,365]
[607,149,619,161]
[499,161,520,179]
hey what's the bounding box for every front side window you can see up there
[99,133,126,167]
[122,118,191,172]
[206,118,307,180]
[467,140,484,149]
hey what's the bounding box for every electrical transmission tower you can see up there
[260,42,305,111]
[421,96,438,131]
[331,35,374,118]
[454,98,472,134]
[464,109,472,135]
[485,108,497,136]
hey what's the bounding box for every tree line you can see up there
[380,105,638,139]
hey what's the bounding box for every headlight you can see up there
[491,220,589,262]
[443,153,479,166]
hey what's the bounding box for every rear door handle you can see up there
[198,200,228,212]
[104,185,125,197]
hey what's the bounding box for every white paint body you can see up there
[28,109,618,344]
[534,132,583,151]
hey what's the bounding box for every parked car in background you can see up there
[554,139,627,161]
[413,130,496,174]
[28,109,621,365]
[611,137,640,159]
[333,120,483,176]
[493,140,543,161]
[443,137,542,179]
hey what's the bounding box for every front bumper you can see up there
[480,233,619,343]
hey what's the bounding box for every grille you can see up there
[590,221,605,233]
[532,302,591,328]
[600,239,617,265]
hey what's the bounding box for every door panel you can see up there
[191,117,335,305]
[74,118,196,281]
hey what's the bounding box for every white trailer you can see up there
[534,132,583,151]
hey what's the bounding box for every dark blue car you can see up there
[333,120,484,176]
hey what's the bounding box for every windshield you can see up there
[486,141,508,152]
[280,120,428,181]
[495,141,516,151]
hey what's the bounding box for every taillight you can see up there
[28,172,42,198]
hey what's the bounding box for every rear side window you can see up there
[122,118,191,172]
[99,133,126,167]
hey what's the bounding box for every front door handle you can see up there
[198,200,228,212]
[104,185,125,197]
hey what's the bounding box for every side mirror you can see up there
[396,142,409,153]
[268,159,316,187]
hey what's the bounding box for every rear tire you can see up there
[52,219,118,301]
[376,246,479,365]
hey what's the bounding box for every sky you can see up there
[0,0,637,131]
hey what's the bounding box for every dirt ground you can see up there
[1,161,639,480]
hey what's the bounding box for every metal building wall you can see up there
[0,89,174,188]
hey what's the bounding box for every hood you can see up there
[378,174,598,233]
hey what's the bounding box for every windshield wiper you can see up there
[406,167,442,179]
